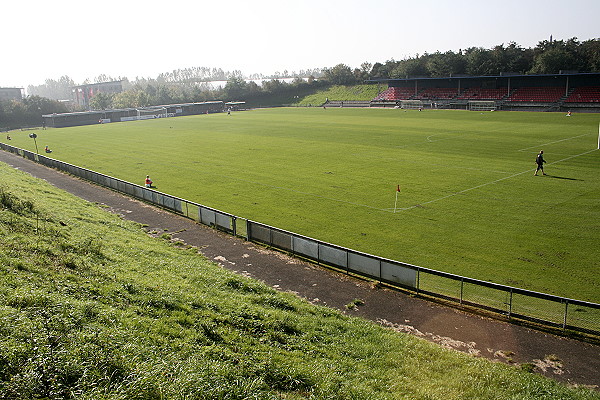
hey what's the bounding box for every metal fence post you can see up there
[508,288,513,318]
[460,277,464,305]
[317,242,321,265]
[345,250,349,274]
[563,300,569,331]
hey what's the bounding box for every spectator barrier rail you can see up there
[1,142,598,338]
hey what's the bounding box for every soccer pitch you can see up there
[10,108,600,302]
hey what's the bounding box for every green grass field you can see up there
[8,108,600,302]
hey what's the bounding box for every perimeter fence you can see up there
[2,143,599,338]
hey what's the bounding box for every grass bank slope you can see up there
[296,84,383,105]
[0,163,598,399]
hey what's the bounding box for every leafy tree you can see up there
[245,81,262,96]
[425,51,466,77]
[22,95,66,115]
[323,64,356,85]
[224,77,247,99]
[530,38,582,73]
[112,90,149,108]
[290,77,307,88]
[262,79,286,94]
[390,57,427,79]
[369,61,399,79]
[27,76,75,101]
[464,47,495,76]
[499,42,534,73]
[89,92,114,110]
[580,39,600,71]
[351,62,372,82]
[530,47,575,73]
[155,85,174,105]
[94,74,122,83]
[0,96,66,129]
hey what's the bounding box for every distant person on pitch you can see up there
[534,150,547,176]
[145,175,153,188]
[44,145,52,153]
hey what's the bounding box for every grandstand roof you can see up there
[366,72,600,84]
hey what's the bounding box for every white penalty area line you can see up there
[517,133,592,152]
[388,148,599,213]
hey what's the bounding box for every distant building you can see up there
[43,101,225,128]
[0,88,23,101]
[72,81,123,108]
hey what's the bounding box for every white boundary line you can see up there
[207,135,598,214]
[517,133,592,152]
[233,148,598,214]
[390,148,599,212]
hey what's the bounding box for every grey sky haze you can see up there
[2,0,599,89]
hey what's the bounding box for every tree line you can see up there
[370,38,600,80]
[0,96,67,130]
[6,37,600,120]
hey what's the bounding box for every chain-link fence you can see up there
[2,143,598,337]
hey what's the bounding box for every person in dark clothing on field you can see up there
[534,150,547,176]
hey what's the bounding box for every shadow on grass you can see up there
[545,175,582,181]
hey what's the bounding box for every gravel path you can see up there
[1,149,598,390]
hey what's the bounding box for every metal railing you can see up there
[2,142,599,337]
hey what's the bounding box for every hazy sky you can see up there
[3,0,599,89]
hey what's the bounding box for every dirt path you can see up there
[1,150,598,390]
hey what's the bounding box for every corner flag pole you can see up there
[393,185,401,213]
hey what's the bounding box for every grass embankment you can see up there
[241,83,382,107]
[296,84,383,106]
[1,163,598,399]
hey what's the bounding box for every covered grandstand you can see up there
[368,72,600,112]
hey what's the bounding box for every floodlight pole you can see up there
[29,133,39,154]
